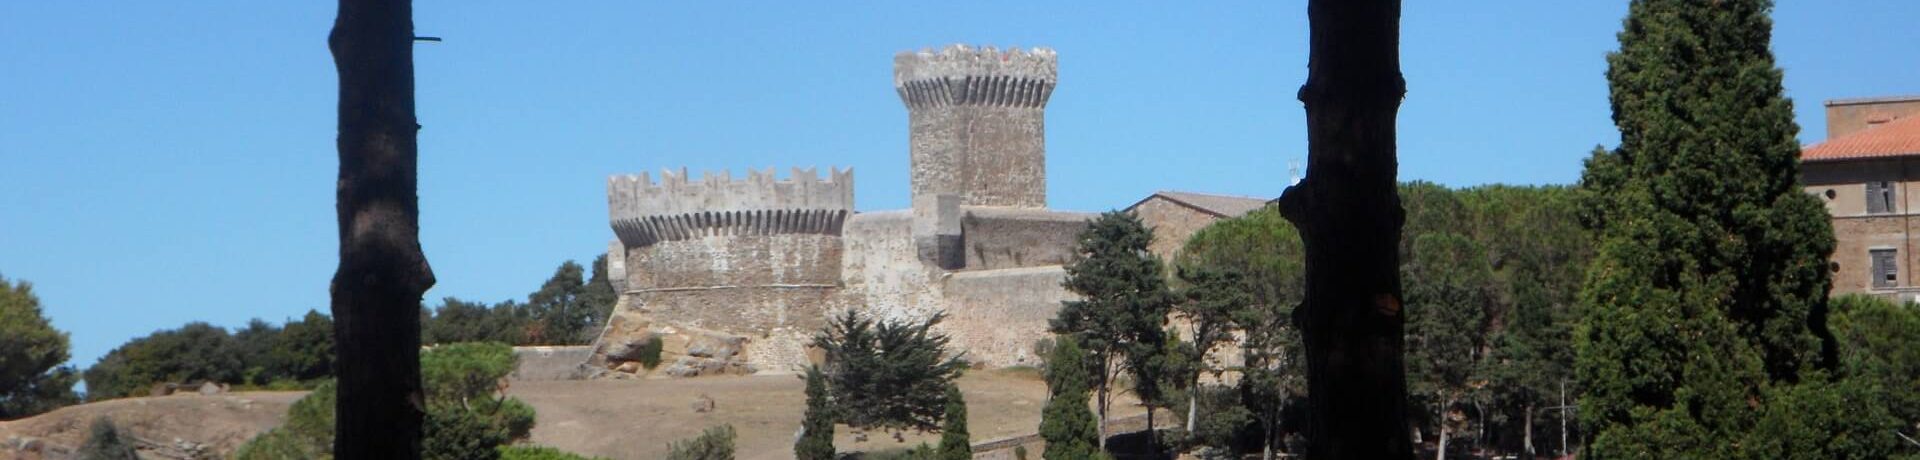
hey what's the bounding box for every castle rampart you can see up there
[608,167,853,247]
[897,45,1055,209]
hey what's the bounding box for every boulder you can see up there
[690,394,715,413]
[686,334,746,359]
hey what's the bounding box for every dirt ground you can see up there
[0,369,1144,459]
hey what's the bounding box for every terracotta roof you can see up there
[1127,191,1272,218]
[1802,114,1920,162]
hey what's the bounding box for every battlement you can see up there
[608,167,854,247]
[895,45,1057,110]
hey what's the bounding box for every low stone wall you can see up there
[510,346,593,381]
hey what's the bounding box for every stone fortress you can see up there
[587,45,1265,377]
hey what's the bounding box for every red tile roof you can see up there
[1802,114,1920,162]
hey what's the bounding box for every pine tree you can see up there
[1039,337,1106,460]
[1054,211,1175,447]
[1403,233,1497,459]
[937,385,971,460]
[1576,0,1837,456]
[796,366,836,460]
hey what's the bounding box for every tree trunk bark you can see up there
[1187,389,1199,433]
[1434,419,1448,460]
[328,1,433,459]
[1523,405,1534,458]
[1097,355,1111,450]
[1276,0,1411,459]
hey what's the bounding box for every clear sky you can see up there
[3,1,1916,371]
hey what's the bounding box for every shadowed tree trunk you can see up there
[1274,0,1411,458]
[328,0,433,458]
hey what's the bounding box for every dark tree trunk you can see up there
[327,0,433,458]
[1275,0,1411,458]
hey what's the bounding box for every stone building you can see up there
[590,45,1097,377]
[1801,95,1920,302]
[1126,191,1273,264]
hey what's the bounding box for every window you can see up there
[1872,249,1898,289]
[1866,181,1896,214]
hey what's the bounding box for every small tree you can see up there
[1403,233,1497,459]
[527,261,593,345]
[814,310,967,435]
[77,417,139,460]
[666,424,737,460]
[1055,211,1176,447]
[1039,337,1106,460]
[0,275,79,418]
[938,385,971,460]
[796,366,836,460]
[1172,266,1251,431]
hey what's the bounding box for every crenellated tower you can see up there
[895,45,1056,209]
[607,167,854,248]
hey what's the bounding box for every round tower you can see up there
[895,45,1057,209]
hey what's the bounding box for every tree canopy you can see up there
[0,275,79,419]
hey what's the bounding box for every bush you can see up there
[425,406,509,460]
[233,381,335,459]
[635,336,664,370]
[666,424,737,460]
[795,366,835,460]
[76,417,139,460]
[499,445,607,460]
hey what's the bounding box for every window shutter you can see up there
[1872,249,1898,288]
[1867,182,1889,214]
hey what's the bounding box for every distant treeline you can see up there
[76,255,619,401]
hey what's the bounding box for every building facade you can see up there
[1801,95,1920,302]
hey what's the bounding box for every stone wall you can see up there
[897,45,1055,209]
[959,207,1092,270]
[840,211,948,322]
[509,346,593,381]
[1130,196,1225,265]
[626,234,843,290]
[941,266,1075,367]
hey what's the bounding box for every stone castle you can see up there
[588,45,1096,376]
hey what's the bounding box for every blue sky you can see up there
[2,1,1916,370]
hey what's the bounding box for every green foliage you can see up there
[498,445,607,460]
[1403,232,1498,447]
[1178,207,1305,455]
[1039,337,1107,460]
[1830,294,1920,428]
[424,297,529,346]
[796,366,836,460]
[634,335,664,370]
[236,381,335,460]
[937,385,971,460]
[1577,0,1836,455]
[527,261,596,345]
[814,309,967,434]
[83,321,242,400]
[238,345,534,459]
[422,342,518,407]
[0,275,79,418]
[1055,210,1176,426]
[665,424,736,460]
[76,416,139,460]
[1742,373,1901,460]
[424,404,509,460]
[84,310,334,401]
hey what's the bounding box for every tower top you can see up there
[894,45,1057,110]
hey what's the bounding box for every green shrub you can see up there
[422,342,518,406]
[666,424,736,460]
[635,336,664,370]
[498,445,607,460]
[76,417,139,460]
[424,406,509,460]
[233,381,335,459]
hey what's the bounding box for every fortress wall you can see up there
[959,207,1093,270]
[509,346,593,381]
[609,167,853,220]
[626,234,842,289]
[634,288,839,341]
[940,266,1074,367]
[840,211,947,322]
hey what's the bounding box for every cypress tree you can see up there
[796,366,836,460]
[1576,0,1837,456]
[1039,337,1106,460]
[937,385,971,460]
